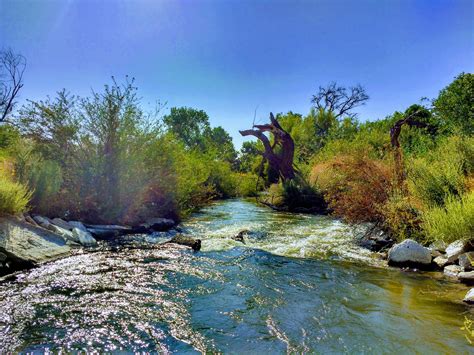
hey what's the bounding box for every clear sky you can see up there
[1,0,473,147]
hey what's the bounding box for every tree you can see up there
[311,82,369,119]
[0,49,26,123]
[433,72,473,135]
[163,107,210,149]
[207,126,237,163]
[240,112,296,181]
[390,105,434,189]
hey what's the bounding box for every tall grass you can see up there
[422,192,474,244]
[0,172,31,215]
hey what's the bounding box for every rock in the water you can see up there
[446,240,470,263]
[357,225,394,252]
[444,264,463,277]
[387,239,432,267]
[433,256,449,268]
[48,224,77,243]
[72,228,98,247]
[51,218,73,231]
[141,218,175,232]
[86,224,132,239]
[24,214,39,227]
[0,215,70,275]
[32,215,52,228]
[68,221,89,232]
[458,252,474,271]
[463,288,474,304]
[458,271,474,284]
[167,235,201,251]
[232,230,248,244]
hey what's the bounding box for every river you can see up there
[0,199,472,353]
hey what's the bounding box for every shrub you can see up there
[311,154,394,224]
[0,170,31,215]
[422,191,474,244]
[236,173,263,197]
[380,194,423,241]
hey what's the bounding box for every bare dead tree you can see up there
[0,49,26,123]
[311,82,369,119]
[239,112,296,181]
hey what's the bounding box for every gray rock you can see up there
[72,228,97,247]
[463,288,474,304]
[51,218,73,231]
[167,235,201,251]
[32,215,51,228]
[141,218,175,232]
[433,256,449,268]
[458,271,474,284]
[388,239,432,267]
[429,241,447,253]
[68,221,88,232]
[24,214,39,227]
[444,264,463,277]
[458,252,474,271]
[0,215,70,272]
[446,240,470,263]
[48,224,78,243]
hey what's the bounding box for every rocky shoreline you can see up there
[356,225,474,304]
[0,213,200,279]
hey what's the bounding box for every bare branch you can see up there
[0,48,26,123]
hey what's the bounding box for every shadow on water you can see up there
[0,199,472,353]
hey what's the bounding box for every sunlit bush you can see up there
[0,166,31,215]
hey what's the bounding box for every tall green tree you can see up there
[163,107,211,150]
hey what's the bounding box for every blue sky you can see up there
[1,0,473,147]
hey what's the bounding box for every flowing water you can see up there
[0,199,472,353]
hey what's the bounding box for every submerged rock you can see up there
[444,265,463,277]
[387,239,432,268]
[167,235,201,251]
[463,288,474,304]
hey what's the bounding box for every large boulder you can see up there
[387,239,432,268]
[72,228,98,247]
[458,252,474,271]
[463,288,474,304]
[0,215,71,275]
[446,240,470,263]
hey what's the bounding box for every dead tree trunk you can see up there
[390,111,431,190]
[239,112,296,181]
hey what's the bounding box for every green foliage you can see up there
[433,72,474,135]
[380,194,423,241]
[163,107,211,150]
[407,136,472,207]
[422,192,474,244]
[0,171,31,215]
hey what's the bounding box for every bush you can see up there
[422,192,474,244]
[380,194,423,241]
[0,170,31,215]
[311,154,394,224]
